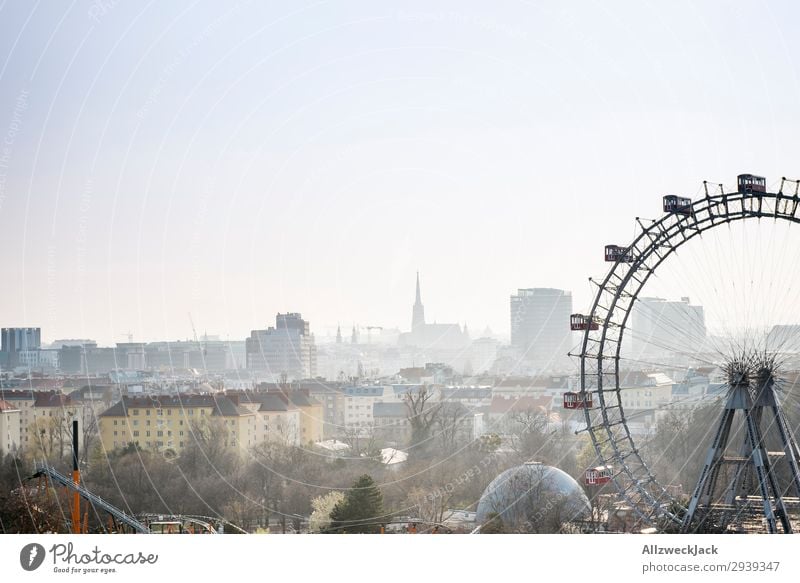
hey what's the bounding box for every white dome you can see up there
[476,462,590,532]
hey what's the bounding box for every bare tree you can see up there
[435,402,470,454]
[403,386,441,450]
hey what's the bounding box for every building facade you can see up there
[246,313,317,381]
[510,288,572,371]
[98,394,257,454]
[0,400,21,455]
[1,327,42,369]
[629,297,706,361]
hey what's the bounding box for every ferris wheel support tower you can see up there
[681,356,800,533]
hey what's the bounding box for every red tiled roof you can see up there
[489,395,552,415]
[0,400,20,412]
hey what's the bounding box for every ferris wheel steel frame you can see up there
[577,179,800,528]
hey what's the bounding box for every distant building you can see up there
[17,348,59,371]
[373,402,411,445]
[1,327,42,369]
[302,381,346,437]
[411,271,425,332]
[0,400,21,454]
[468,337,499,374]
[399,274,469,350]
[245,313,317,381]
[487,394,554,434]
[618,371,676,434]
[510,288,572,371]
[766,325,800,353]
[629,297,706,361]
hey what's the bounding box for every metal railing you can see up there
[32,462,150,534]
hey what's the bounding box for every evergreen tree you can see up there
[326,474,384,533]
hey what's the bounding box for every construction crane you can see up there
[188,313,208,377]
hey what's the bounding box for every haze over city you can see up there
[7,1,800,562]
[3,1,800,345]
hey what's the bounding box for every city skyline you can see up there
[4,3,800,345]
[6,1,800,551]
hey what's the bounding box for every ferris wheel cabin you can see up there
[605,244,634,263]
[737,173,766,194]
[662,195,692,216]
[563,391,593,409]
[584,465,613,486]
[570,313,599,331]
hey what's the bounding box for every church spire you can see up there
[336,325,342,344]
[412,271,425,332]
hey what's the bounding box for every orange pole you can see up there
[71,470,81,534]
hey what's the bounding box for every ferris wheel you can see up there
[569,173,800,533]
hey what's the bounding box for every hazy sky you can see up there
[2,0,800,345]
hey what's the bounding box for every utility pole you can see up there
[71,419,81,534]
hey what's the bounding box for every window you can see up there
[133,430,139,437]
[113,431,118,436]
[146,431,151,437]
[113,420,118,426]
[146,409,150,416]
[167,409,172,416]
[157,430,163,437]
[146,420,151,426]
[133,409,139,416]
[179,431,184,436]
[133,420,139,426]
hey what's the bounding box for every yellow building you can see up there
[620,372,674,411]
[233,389,324,445]
[0,390,89,457]
[286,390,324,444]
[98,394,256,454]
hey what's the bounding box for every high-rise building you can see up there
[629,297,706,360]
[246,313,317,381]
[510,288,572,371]
[1,327,42,368]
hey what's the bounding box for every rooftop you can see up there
[99,395,254,418]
